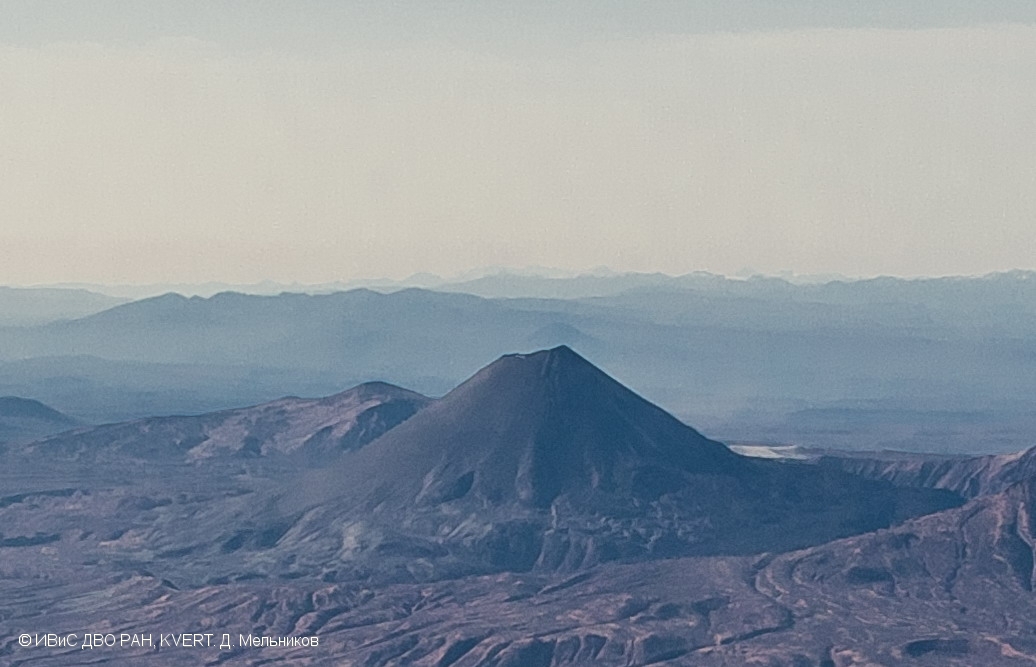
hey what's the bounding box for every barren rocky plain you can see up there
[2,347,1035,666]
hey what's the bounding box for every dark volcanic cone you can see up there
[324,346,744,510]
[279,347,960,580]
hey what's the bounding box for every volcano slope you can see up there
[0,347,977,666]
[278,346,960,580]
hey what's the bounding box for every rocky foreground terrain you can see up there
[2,347,1035,665]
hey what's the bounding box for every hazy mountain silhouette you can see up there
[4,276,1036,454]
[0,396,71,422]
[0,396,79,446]
[0,286,127,326]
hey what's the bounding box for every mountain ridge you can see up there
[0,396,80,446]
[14,381,430,464]
[4,278,1036,455]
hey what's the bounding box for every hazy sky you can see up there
[2,2,1035,284]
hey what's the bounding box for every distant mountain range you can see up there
[3,271,1036,453]
[0,396,79,446]
[42,267,1036,301]
[0,286,127,326]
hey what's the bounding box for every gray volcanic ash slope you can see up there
[7,485,1035,666]
[313,476,1036,666]
[741,477,1036,665]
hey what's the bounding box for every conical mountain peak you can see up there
[482,345,592,377]
[323,347,743,511]
[502,344,581,363]
[453,345,634,407]
[286,349,961,575]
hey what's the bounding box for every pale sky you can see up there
[2,2,1035,284]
